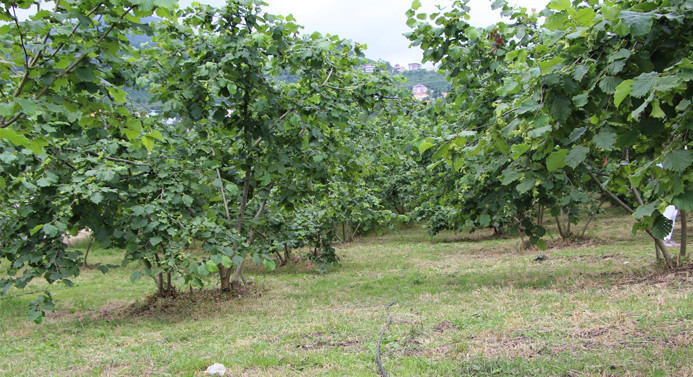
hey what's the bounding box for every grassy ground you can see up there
[1,208,692,376]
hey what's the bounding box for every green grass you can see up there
[1,208,692,376]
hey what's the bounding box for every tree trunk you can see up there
[680,210,687,260]
[555,216,566,240]
[537,205,544,227]
[218,166,252,292]
[350,223,361,242]
[232,183,273,286]
[284,245,291,263]
[82,236,94,268]
[580,199,606,238]
[566,210,571,236]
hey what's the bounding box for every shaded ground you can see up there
[1,209,692,376]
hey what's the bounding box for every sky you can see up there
[179,0,550,67]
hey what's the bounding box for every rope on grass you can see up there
[376,300,398,377]
[0,289,46,301]
[376,267,405,377]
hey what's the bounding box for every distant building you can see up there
[413,92,430,101]
[393,64,406,73]
[412,83,428,94]
[441,92,449,98]
[363,63,375,73]
[408,63,422,71]
[426,67,436,72]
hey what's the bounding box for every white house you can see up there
[408,63,422,71]
[412,83,428,94]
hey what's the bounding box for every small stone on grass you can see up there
[205,363,226,376]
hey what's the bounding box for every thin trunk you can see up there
[655,241,662,261]
[566,210,571,236]
[555,216,565,240]
[219,166,252,291]
[166,272,172,297]
[514,216,529,249]
[631,185,674,267]
[232,183,273,285]
[342,222,346,242]
[588,172,673,267]
[652,236,673,267]
[82,236,94,267]
[580,199,606,238]
[284,246,291,263]
[680,210,687,259]
[537,206,544,227]
[275,249,285,265]
[350,223,361,242]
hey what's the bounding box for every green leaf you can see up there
[196,263,209,277]
[36,177,52,187]
[599,77,623,94]
[153,0,177,10]
[27,309,43,324]
[411,0,421,10]
[651,214,673,239]
[569,127,587,142]
[42,224,59,237]
[431,143,451,160]
[565,146,589,169]
[142,135,156,152]
[517,99,539,114]
[574,7,596,26]
[547,0,570,11]
[516,178,536,194]
[528,126,551,138]
[109,88,127,104]
[205,260,220,273]
[546,149,568,172]
[501,168,523,185]
[130,271,142,283]
[511,144,531,160]
[613,79,632,108]
[0,102,13,117]
[221,256,233,269]
[0,129,47,154]
[650,100,666,119]
[573,65,589,81]
[593,131,616,150]
[419,140,434,154]
[655,75,682,92]
[150,236,163,246]
[631,72,658,98]
[619,10,653,37]
[90,191,104,204]
[74,67,96,82]
[633,202,656,220]
[30,225,43,235]
[479,213,491,227]
[673,190,693,212]
[263,259,276,271]
[232,255,245,267]
[661,149,692,173]
[572,92,589,108]
[16,99,37,116]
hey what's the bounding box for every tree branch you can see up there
[1,5,132,129]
